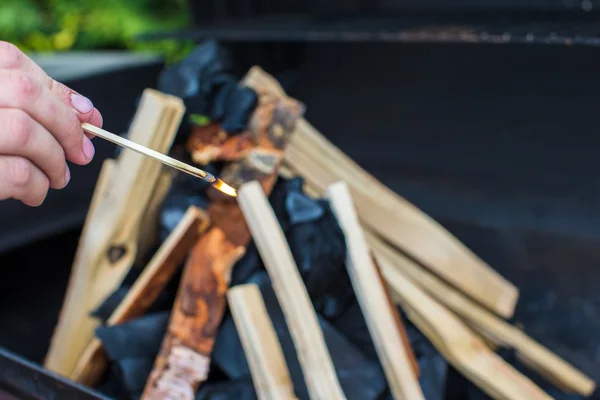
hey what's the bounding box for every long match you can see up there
[81,122,237,197]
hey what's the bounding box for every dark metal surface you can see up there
[283,42,600,383]
[140,12,600,46]
[0,347,108,400]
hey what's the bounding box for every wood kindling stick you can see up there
[238,181,346,400]
[243,66,518,319]
[227,284,298,400]
[71,206,211,386]
[45,89,185,378]
[367,232,596,397]
[379,254,554,400]
[282,166,420,377]
[326,181,424,400]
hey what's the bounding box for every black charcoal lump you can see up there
[269,177,354,320]
[158,40,258,135]
[212,271,388,400]
[95,312,170,399]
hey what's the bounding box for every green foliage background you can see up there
[0,0,195,62]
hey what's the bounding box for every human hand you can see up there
[0,41,103,207]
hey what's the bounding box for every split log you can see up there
[45,89,185,378]
[326,181,424,400]
[71,206,210,386]
[141,76,305,399]
[245,66,518,319]
[227,284,297,400]
[237,181,346,400]
[135,169,174,266]
[379,253,554,400]
[368,233,596,397]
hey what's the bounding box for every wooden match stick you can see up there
[327,181,424,400]
[81,123,237,197]
[244,66,518,319]
[368,232,596,397]
[71,206,210,386]
[227,284,298,400]
[237,181,346,400]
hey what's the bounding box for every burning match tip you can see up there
[213,179,238,197]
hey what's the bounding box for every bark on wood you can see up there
[141,77,304,399]
[227,284,298,400]
[244,66,519,319]
[71,206,210,386]
[371,254,420,378]
[237,181,346,400]
[45,90,185,378]
[327,181,424,400]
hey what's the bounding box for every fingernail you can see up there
[65,166,71,185]
[83,135,95,160]
[70,93,94,114]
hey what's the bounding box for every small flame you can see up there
[213,179,238,197]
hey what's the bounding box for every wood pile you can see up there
[43,58,595,400]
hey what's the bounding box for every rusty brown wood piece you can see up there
[371,253,420,378]
[141,75,304,399]
[71,206,210,387]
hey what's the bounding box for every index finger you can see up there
[0,41,103,135]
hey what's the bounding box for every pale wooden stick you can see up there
[228,284,298,400]
[43,157,116,376]
[282,166,595,397]
[378,253,554,400]
[367,232,596,397]
[243,66,518,318]
[282,166,421,377]
[135,170,173,266]
[45,89,185,377]
[71,206,211,386]
[326,181,424,400]
[237,181,346,400]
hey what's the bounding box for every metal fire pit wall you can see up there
[145,1,600,46]
[0,347,108,400]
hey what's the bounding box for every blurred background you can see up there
[1,0,600,398]
[0,0,193,61]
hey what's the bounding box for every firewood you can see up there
[135,170,174,266]
[237,181,346,400]
[71,206,211,386]
[45,89,185,378]
[285,166,594,397]
[227,284,298,400]
[244,66,518,319]
[326,181,424,400]
[43,157,116,375]
[368,233,596,397]
[141,77,304,399]
[283,165,421,378]
[379,253,554,400]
